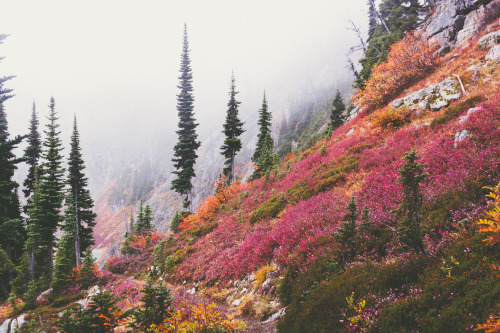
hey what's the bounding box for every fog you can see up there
[0,0,368,196]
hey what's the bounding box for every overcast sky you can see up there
[0,0,368,191]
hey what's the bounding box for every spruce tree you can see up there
[334,196,358,262]
[23,101,41,199]
[327,90,345,136]
[171,23,200,210]
[250,92,273,180]
[220,73,245,184]
[65,116,96,266]
[355,0,425,89]
[37,97,65,277]
[367,0,378,40]
[24,173,44,281]
[135,202,153,236]
[395,149,428,254]
[0,36,26,297]
[252,92,272,164]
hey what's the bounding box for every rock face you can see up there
[486,44,500,61]
[478,29,500,48]
[0,314,26,333]
[389,77,461,111]
[424,0,494,48]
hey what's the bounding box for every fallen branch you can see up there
[453,74,467,96]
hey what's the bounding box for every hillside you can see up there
[1,1,500,332]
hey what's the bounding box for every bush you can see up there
[431,94,485,127]
[355,32,438,111]
[373,106,413,129]
[249,194,287,224]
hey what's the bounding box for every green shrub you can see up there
[315,173,346,193]
[374,234,500,332]
[286,180,313,204]
[249,194,287,224]
[431,95,485,128]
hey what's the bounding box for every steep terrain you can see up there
[2,1,500,332]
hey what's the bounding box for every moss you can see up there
[250,194,287,224]
[431,94,486,128]
[347,143,371,155]
[286,180,313,204]
[315,173,346,193]
[322,155,359,180]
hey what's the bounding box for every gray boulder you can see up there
[389,78,461,111]
[486,44,500,61]
[478,29,500,48]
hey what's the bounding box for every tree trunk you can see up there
[231,148,235,184]
[369,0,390,33]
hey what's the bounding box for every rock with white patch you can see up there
[486,45,500,61]
[459,107,482,123]
[478,29,500,49]
[390,78,461,112]
[454,129,471,147]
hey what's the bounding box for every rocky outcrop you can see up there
[424,0,494,48]
[0,314,26,333]
[486,44,500,61]
[478,29,500,48]
[389,77,461,111]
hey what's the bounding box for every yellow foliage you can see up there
[254,264,276,286]
[477,181,500,245]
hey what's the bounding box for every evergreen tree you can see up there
[171,23,200,210]
[52,233,74,291]
[252,92,272,164]
[79,248,97,289]
[24,173,44,281]
[220,73,245,184]
[127,277,174,330]
[135,202,153,236]
[0,36,26,297]
[65,116,96,266]
[250,92,273,180]
[359,205,372,238]
[327,90,345,136]
[395,149,428,254]
[23,101,41,199]
[355,0,426,89]
[367,0,378,40]
[334,196,358,262]
[37,97,65,277]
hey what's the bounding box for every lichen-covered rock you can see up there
[454,129,471,147]
[478,29,500,48]
[0,319,12,333]
[486,44,500,61]
[390,78,461,111]
[0,314,26,333]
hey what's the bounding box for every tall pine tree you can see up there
[171,24,200,210]
[23,101,41,199]
[250,92,273,180]
[327,90,345,136]
[220,73,244,184]
[0,35,26,297]
[37,97,65,278]
[65,116,96,266]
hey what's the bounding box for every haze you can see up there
[0,0,368,195]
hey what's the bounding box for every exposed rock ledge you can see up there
[389,77,461,111]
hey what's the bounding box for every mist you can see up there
[0,0,368,197]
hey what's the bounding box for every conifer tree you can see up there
[24,173,43,281]
[250,92,273,180]
[334,196,358,262]
[220,73,245,184]
[367,0,378,40]
[37,97,65,277]
[171,23,200,210]
[355,0,425,89]
[252,92,272,164]
[23,101,41,199]
[135,202,153,236]
[0,36,26,296]
[327,90,345,136]
[395,149,428,254]
[65,116,96,266]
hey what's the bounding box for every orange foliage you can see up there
[477,181,500,246]
[475,313,500,332]
[0,303,13,323]
[179,178,245,231]
[129,231,166,250]
[355,31,438,111]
